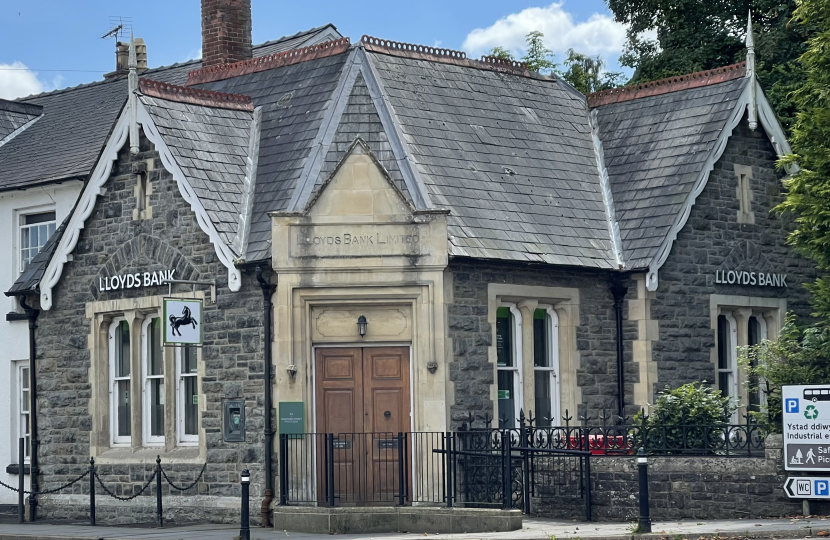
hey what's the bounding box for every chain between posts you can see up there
[161,462,207,491]
[0,470,89,495]
[94,470,156,501]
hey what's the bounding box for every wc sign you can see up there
[782,385,830,471]
[784,477,830,499]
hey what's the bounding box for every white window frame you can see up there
[748,314,769,409]
[497,304,523,426]
[534,306,560,426]
[15,361,30,463]
[141,317,165,446]
[109,317,131,447]
[18,209,56,274]
[176,346,199,445]
[717,312,740,421]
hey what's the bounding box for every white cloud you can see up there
[0,62,43,100]
[462,3,627,59]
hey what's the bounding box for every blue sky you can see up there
[0,0,631,99]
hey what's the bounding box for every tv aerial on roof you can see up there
[100,16,133,42]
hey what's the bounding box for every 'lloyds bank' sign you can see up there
[97,269,176,292]
[714,269,788,288]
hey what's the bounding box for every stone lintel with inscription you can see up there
[290,223,425,258]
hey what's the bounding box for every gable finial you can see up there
[746,10,758,130]
[128,31,140,154]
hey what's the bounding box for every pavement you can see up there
[1,517,830,540]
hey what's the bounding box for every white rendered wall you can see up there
[0,182,82,504]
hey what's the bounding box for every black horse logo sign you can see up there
[169,306,198,337]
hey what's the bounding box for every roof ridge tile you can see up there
[185,37,351,86]
[361,35,546,79]
[139,79,254,111]
[587,62,747,108]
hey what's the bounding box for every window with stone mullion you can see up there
[110,319,132,446]
[142,317,165,445]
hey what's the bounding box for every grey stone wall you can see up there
[586,435,821,520]
[652,117,816,392]
[34,132,271,525]
[447,261,638,427]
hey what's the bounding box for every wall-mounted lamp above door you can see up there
[357,315,368,338]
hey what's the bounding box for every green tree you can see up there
[775,0,830,321]
[607,0,809,132]
[560,49,626,94]
[487,32,625,94]
[521,31,558,74]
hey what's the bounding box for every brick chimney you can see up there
[201,0,253,67]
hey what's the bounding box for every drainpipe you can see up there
[610,276,628,423]
[256,266,276,527]
[20,296,39,521]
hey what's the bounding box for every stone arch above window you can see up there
[90,234,200,301]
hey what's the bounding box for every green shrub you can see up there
[632,382,736,452]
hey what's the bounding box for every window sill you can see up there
[5,463,30,475]
[94,445,202,465]
[6,312,28,322]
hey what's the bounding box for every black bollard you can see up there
[156,456,163,528]
[89,457,96,526]
[240,469,250,540]
[637,448,651,533]
[18,439,24,523]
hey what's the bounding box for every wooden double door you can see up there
[315,346,411,505]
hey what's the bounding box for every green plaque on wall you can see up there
[279,402,304,437]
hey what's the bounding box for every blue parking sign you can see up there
[816,480,829,496]
[786,398,800,414]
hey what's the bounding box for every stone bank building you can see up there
[1,0,814,524]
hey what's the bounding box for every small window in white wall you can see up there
[533,308,560,427]
[496,305,522,428]
[17,362,30,462]
[176,345,199,445]
[19,211,56,272]
[142,317,165,445]
[110,318,132,446]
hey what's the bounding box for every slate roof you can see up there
[0,99,41,141]
[592,77,749,268]
[140,93,254,250]
[367,52,617,268]
[197,52,352,261]
[6,26,773,298]
[0,24,340,192]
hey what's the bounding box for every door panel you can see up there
[314,346,410,506]
[315,348,363,504]
[363,347,410,503]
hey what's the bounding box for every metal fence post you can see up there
[18,438,24,524]
[89,457,95,526]
[502,431,513,510]
[327,434,335,508]
[445,431,453,508]
[155,456,163,528]
[637,448,651,533]
[278,434,287,506]
[239,469,251,540]
[397,432,405,506]
[585,452,592,522]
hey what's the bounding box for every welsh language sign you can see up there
[163,298,203,346]
[783,384,830,470]
[784,477,830,499]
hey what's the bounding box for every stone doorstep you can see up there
[272,505,523,534]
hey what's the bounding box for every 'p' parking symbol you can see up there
[816,480,829,496]
[786,399,800,414]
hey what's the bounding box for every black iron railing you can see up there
[278,429,592,519]
[465,409,767,457]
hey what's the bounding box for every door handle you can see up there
[384,411,391,418]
